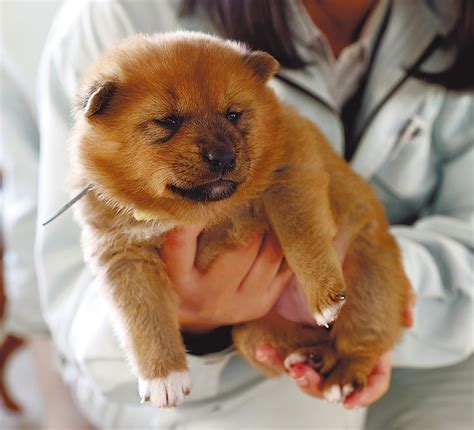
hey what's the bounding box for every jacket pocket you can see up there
[371,114,440,224]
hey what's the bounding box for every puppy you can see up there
[69,31,410,407]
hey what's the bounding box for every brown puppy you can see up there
[69,31,410,407]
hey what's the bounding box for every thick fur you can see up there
[70,32,410,406]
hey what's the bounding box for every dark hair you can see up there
[181,0,474,90]
[180,0,308,68]
[410,0,474,90]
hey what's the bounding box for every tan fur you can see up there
[70,32,410,400]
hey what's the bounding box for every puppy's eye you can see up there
[226,110,242,123]
[154,115,181,130]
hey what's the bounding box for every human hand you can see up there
[160,226,293,333]
[254,284,415,406]
[403,284,416,327]
[255,344,392,408]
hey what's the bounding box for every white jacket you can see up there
[1,54,45,337]
[36,0,473,428]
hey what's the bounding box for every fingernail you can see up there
[295,377,309,388]
[304,369,321,385]
[255,349,269,362]
[289,363,306,378]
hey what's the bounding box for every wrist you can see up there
[179,309,227,333]
[180,321,220,334]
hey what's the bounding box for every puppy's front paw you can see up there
[313,301,344,328]
[304,274,346,327]
[138,370,191,408]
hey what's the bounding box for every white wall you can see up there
[0,0,63,104]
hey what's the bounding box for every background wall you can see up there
[0,1,65,427]
[0,0,63,106]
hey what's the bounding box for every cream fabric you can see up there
[288,0,388,107]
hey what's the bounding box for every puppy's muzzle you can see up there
[202,148,236,175]
[168,179,238,202]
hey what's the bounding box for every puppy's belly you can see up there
[273,277,316,326]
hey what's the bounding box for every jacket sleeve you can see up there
[1,55,46,337]
[390,92,474,367]
[36,0,236,405]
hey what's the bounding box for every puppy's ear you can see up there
[244,51,279,82]
[80,81,117,117]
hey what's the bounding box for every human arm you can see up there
[1,54,45,337]
[388,92,474,367]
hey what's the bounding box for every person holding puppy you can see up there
[36,0,473,429]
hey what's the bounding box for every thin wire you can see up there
[41,184,93,226]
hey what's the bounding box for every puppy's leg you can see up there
[233,313,333,377]
[263,172,347,328]
[94,240,190,408]
[319,232,410,401]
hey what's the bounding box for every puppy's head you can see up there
[72,32,282,221]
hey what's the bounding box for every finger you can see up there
[403,307,414,328]
[403,285,416,327]
[238,232,284,294]
[344,354,391,409]
[251,268,293,319]
[255,344,286,373]
[269,267,294,298]
[178,307,219,333]
[289,364,323,398]
[160,226,202,281]
[204,229,265,289]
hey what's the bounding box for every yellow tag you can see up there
[133,210,157,222]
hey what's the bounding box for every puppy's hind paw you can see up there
[323,383,354,404]
[342,384,354,398]
[324,385,343,404]
[138,370,191,408]
[283,352,307,370]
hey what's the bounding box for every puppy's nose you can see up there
[203,148,236,173]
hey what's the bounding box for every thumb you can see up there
[255,344,286,373]
[160,225,203,281]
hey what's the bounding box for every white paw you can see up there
[342,383,354,399]
[138,370,191,408]
[283,352,306,370]
[324,384,343,404]
[313,302,344,328]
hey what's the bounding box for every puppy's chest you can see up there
[195,202,268,270]
[124,219,178,242]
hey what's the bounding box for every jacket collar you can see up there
[276,66,339,114]
[274,0,387,115]
[274,1,457,178]
[275,0,457,122]
[347,0,458,178]
[352,0,456,139]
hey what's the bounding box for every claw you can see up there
[342,384,354,400]
[313,302,344,327]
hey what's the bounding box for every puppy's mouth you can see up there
[168,179,238,202]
